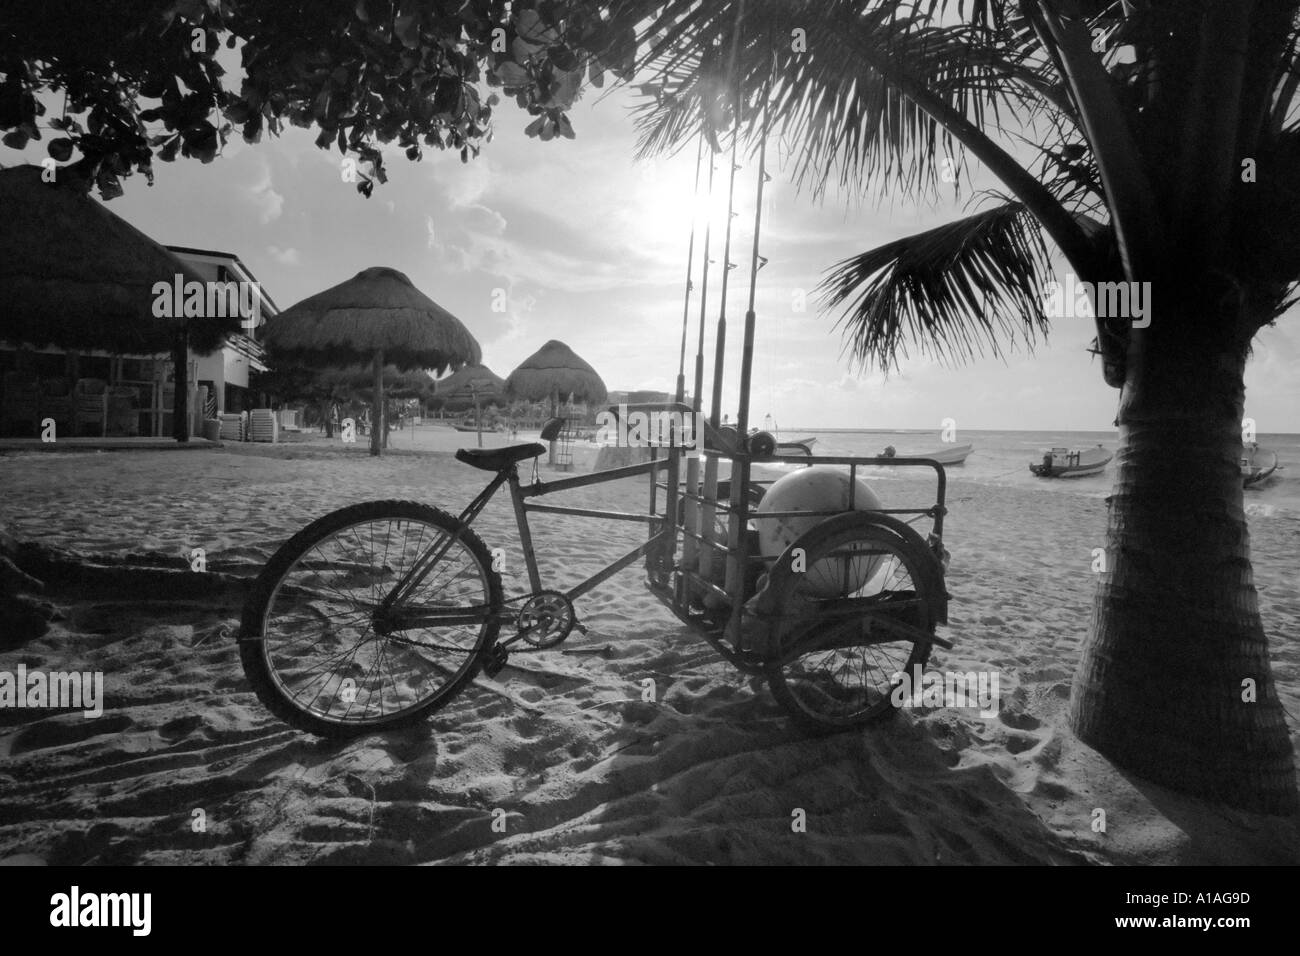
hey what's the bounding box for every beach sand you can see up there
[1,430,1297,864]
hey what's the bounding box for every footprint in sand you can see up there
[999,709,1042,731]
[158,714,205,742]
[11,713,134,754]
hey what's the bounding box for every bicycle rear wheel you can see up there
[764,514,945,734]
[239,500,502,737]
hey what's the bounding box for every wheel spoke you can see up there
[768,524,940,731]
[249,505,500,733]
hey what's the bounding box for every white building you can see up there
[166,246,277,419]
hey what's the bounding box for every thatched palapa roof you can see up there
[263,267,480,373]
[433,363,506,411]
[436,363,506,397]
[506,340,608,405]
[0,165,239,354]
[319,364,438,400]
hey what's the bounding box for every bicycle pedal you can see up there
[483,645,509,678]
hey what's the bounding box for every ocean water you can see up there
[772,428,1300,518]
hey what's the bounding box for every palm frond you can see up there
[606,0,1073,203]
[818,202,1054,372]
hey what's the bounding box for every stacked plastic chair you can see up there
[2,371,40,436]
[73,378,108,436]
[248,408,278,442]
[36,378,73,436]
[218,411,246,441]
[105,385,140,437]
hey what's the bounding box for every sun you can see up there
[628,155,722,252]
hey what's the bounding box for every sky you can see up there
[18,80,1300,433]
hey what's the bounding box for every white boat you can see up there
[878,442,972,465]
[776,436,817,456]
[920,442,973,465]
[1241,444,1279,487]
[1030,445,1112,478]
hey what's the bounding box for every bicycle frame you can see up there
[380,429,949,674]
[380,453,679,631]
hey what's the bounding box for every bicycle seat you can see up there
[455,443,547,471]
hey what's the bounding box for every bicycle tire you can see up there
[238,500,502,737]
[762,512,945,735]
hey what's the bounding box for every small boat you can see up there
[1031,445,1112,478]
[454,422,498,433]
[1241,444,1279,487]
[878,442,972,465]
[776,436,817,456]
[920,443,973,465]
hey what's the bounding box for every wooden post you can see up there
[172,327,190,442]
[370,349,383,457]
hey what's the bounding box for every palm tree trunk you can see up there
[370,349,383,457]
[1070,298,1297,814]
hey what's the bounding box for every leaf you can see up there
[513,36,545,60]
[589,59,604,89]
[96,168,123,201]
[395,12,420,50]
[222,101,251,124]
[312,89,331,122]
[496,61,530,87]
[354,0,369,22]
[2,128,29,149]
[524,115,545,137]
[547,67,582,109]
[515,9,558,44]
[557,114,575,139]
[47,137,73,161]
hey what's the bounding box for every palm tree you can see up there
[597,0,1300,814]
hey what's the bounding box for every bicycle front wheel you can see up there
[239,500,502,737]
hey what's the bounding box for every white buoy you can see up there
[756,467,885,597]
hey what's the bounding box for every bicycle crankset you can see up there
[515,590,577,648]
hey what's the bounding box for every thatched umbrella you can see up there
[320,365,437,401]
[435,363,506,408]
[263,267,479,455]
[506,340,607,462]
[506,340,607,414]
[0,164,241,440]
[434,363,506,446]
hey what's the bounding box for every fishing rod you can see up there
[724,42,774,641]
[681,136,716,580]
[692,147,715,417]
[676,133,705,407]
[699,0,747,591]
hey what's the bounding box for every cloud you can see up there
[243,158,283,224]
[267,245,300,265]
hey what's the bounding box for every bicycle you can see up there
[238,413,952,737]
